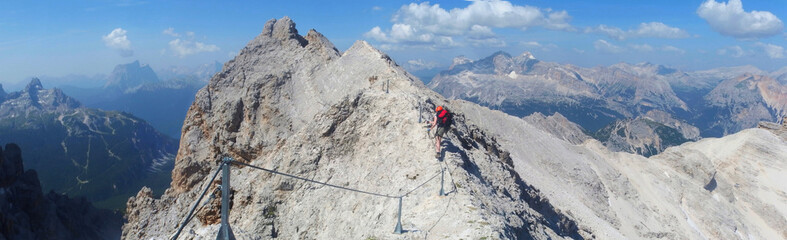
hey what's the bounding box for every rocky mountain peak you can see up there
[0,79,82,118]
[124,17,584,239]
[25,78,44,93]
[449,56,472,70]
[517,51,536,60]
[262,16,300,41]
[0,84,6,100]
[104,60,160,90]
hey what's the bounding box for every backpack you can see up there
[437,109,453,128]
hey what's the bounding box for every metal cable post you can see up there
[439,167,445,196]
[418,104,422,123]
[217,157,236,240]
[394,197,403,234]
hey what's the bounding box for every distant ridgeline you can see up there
[0,79,177,210]
[59,60,219,139]
[430,52,787,155]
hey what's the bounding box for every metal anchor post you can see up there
[394,197,403,234]
[439,167,446,196]
[217,157,236,240]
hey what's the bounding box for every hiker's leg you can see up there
[436,136,442,153]
[434,136,439,152]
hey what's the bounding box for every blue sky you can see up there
[1,0,786,89]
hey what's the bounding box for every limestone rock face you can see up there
[122,17,786,240]
[123,17,581,239]
[0,143,122,239]
[703,74,787,136]
[457,101,787,240]
[522,112,590,145]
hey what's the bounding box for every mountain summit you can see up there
[123,17,787,239]
[123,16,580,239]
[104,60,160,91]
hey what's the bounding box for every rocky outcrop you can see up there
[523,112,590,145]
[701,74,787,136]
[458,101,787,239]
[122,17,583,239]
[0,79,177,210]
[0,143,122,239]
[122,17,787,240]
[592,117,692,157]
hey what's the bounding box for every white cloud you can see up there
[630,44,654,52]
[586,22,689,40]
[717,45,747,57]
[633,22,691,39]
[405,59,439,71]
[661,45,686,54]
[364,0,572,49]
[103,28,133,57]
[755,42,785,59]
[169,39,219,58]
[697,0,783,39]
[467,38,506,47]
[163,28,220,58]
[372,6,382,11]
[587,25,627,40]
[573,48,586,54]
[163,27,179,37]
[520,41,557,51]
[594,39,623,53]
[521,41,541,48]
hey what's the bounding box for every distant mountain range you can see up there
[0,79,177,210]
[429,51,787,155]
[60,60,220,139]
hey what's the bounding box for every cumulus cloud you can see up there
[586,22,689,40]
[364,0,572,48]
[520,41,557,51]
[169,39,219,58]
[103,28,133,57]
[755,42,785,59]
[630,44,654,52]
[661,45,686,54]
[594,39,624,53]
[405,59,440,71]
[163,28,219,58]
[697,0,783,39]
[717,45,748,57]
[163,27,179,37]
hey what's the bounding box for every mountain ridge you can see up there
[0,78,177,210]
[122,17,787,239]
[123,16,582,239]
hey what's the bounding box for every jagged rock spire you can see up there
[25,78,43,93]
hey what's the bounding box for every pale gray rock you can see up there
[122,17,787,240]
[702,74,787,135]
[123,17,580,240]
[457,101,787,240]
[522,112,591,145]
